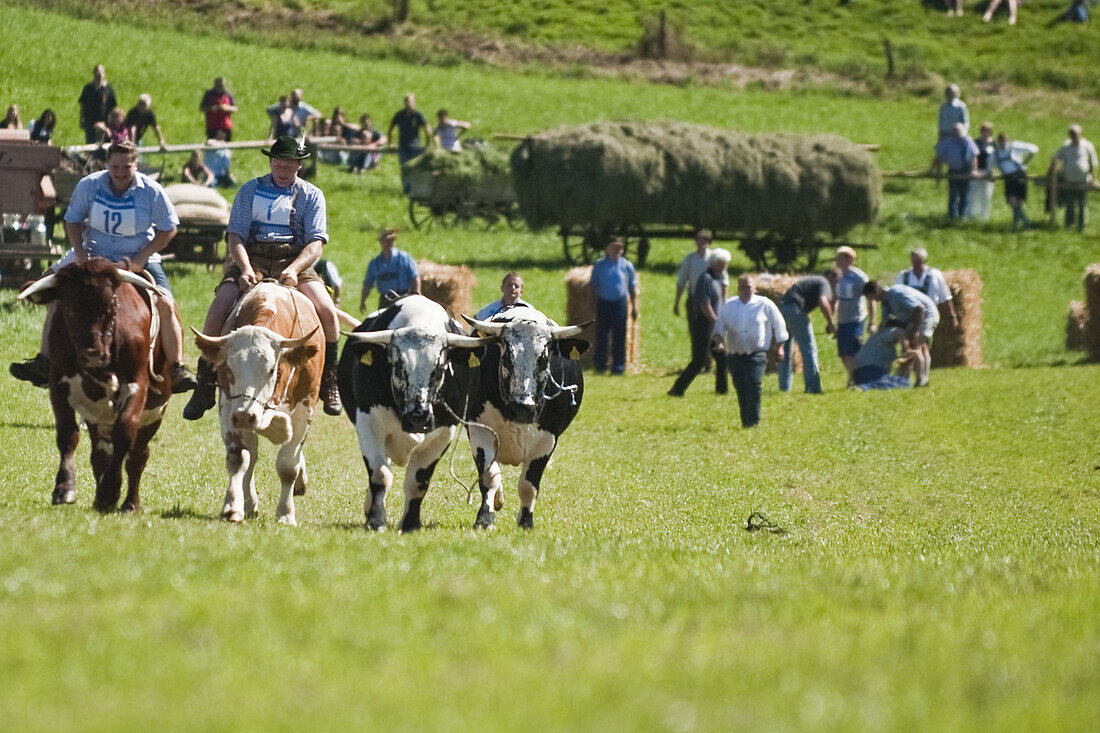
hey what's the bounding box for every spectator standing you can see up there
[1,105,23,129]
[712,275,787,428]
[359,227,421,311]
[668,247,731,396]
[28,109,55,143]
[968,122,997,221]
[945,0,965,17]
[125,94,167,148]
[833,246,874,377]
[289,88,321,137]
[434,109,471,152]
[95,107,131,145]
[348,114,386,174]
[78,64,116,144]
[933,122,979,219]
[182,150,213,187]
[388,93,431,191]
[982,0,1018,24]
[673,229,725,374]
[589,238,638,375]
[864,281,939,387]
[992,132,1037,230]
[205,129,236,187]
[476,271,533,320]
[895,248,958,330]
[1048,124,1098,232]
[267,95,296,140]
[937,84,969,141]
[777,273,835,394]
[200,76,237,141]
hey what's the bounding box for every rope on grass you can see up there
[745,511,789,535]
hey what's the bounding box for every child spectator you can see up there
[1,104,23,129]
[28,109,55,143]
[182,150,214,187]
[95,107,130,144]
[968,122,997,221]
[434,109,471,152]
[992,132,1038,230]
[348,114,385,174]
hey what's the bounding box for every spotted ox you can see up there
[337,295,489,532]
[463,306,588,529]
[18,258,173,512]
[193,282,324,526]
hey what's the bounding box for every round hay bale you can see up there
[564,266,641,373]
[1067,301,1088,351]
[929,269,984,369]
[1083,264,1100,361]
[511,121,880,236]
[417,260,477,319]
[165,183,229,210]
[173,202,229,227]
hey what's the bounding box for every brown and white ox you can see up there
[192,282,324,526]
[18,258,173,512]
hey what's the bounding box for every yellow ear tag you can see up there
[360,351,373,366]
[570,347,580,360]
[468,354,481,367]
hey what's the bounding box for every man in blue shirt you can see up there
[589,238,638,375]
[184,136,343,419]
[360,228,421,312]
[933,123,979,219]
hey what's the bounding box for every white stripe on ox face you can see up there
[221,327,283,429]
[500,321,552,407]
[389,328,448,412]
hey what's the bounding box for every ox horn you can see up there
[190,326,230,350]
[116,269,161,294]
[461,315,505,336]
[343,329,395,346]
[550,323,590,339]
[446,333,493,348]
[17,273,60,301]
[280,326,319,350]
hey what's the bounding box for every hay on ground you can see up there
[930,269,984,368]
[565,266,641,373]
[1066,301,1088,351]
[416,260,477,319]
[1084,264,1100,361]
[511,121,881,236]
[402,147,514,204]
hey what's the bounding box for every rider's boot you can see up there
[182,358,216,420]
[170,362,198,394]
[320,341,342,416]
[10,353,50,388]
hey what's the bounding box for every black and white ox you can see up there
[463,306,588,529]
[337,295,489,532]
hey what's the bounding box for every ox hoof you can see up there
[493,493,504,511]
[293,481,307,497]
[120,501,142,514]
[277,514,298,527]
[51,488,76,505]
[221,508,245,523]
[474,507,496,530]
[517,509,535,530]
[365,520,387,532]
[93,500,117,514]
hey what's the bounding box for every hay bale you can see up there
[1066,301,1088,351]
[1084,264,1100,361]
[929,269,984,368]
[750,273,803,374]
[403,147,514,204]
[564,266,641,373]
[165,183,229,210]
[416,260,477,319]
[173,202,229,226]
[511,121,881,236]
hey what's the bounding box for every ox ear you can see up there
[281,327,320,368]
[553,338,590,360]
[192,327,228,367]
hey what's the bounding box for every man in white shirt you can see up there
[712,274,788,428]
[894,248,958,330]
[1048,124,1098,232]
[475,271,532,320]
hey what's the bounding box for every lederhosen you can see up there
[995,148,1028,202]
[221,181,322,289]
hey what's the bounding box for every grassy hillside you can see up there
[0,6,1098,730]
[13,0,1100,98]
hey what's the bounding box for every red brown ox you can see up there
[18,258,172,512]
[193,282,323,526]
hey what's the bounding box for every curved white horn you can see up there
[550,324,588,339]
[343,329,394,346]
[446,333,493,349]
[116,269,159,293]
[280,326,319,350]
[17,273,59,301]
[191,326,230,349]
[461,315,505,336]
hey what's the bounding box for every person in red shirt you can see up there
[200,76,237,141]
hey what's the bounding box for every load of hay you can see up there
[564,266,641,373]
[1083,264,1100,361]
[1066,301,1087,351]
[402,147,514,205]
[929,269,983,368]
[417,260,477,319]
[511,121,881,236]
[165,183,229,226]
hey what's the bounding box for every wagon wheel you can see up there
[561,229,591,266]
[741,233,806,272]
[408,199,436,231]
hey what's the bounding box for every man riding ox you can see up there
[463,306,588,529]
[338,294,489,532]
[192,282,325,526]
[18,258,176,512]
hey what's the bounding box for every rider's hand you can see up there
[278,269,298,288]
[238,270,258,291]
[74,248,89,264]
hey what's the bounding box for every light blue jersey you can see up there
[227,174,327,247]
[835,266,869,325]
[62,170,178,265]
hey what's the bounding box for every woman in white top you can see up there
[434,109,470,152]
[993,133,1038,231]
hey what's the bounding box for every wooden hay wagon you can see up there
[403,147,523,231]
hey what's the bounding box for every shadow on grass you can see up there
[160,505,218,522]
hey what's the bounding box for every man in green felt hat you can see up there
[184,135,344,419]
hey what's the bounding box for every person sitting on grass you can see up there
[850,322,921,390]
[204,129,237,187]
[182,150,213,187]
[862,281,939,387]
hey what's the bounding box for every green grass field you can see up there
[1,5,1099,730]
